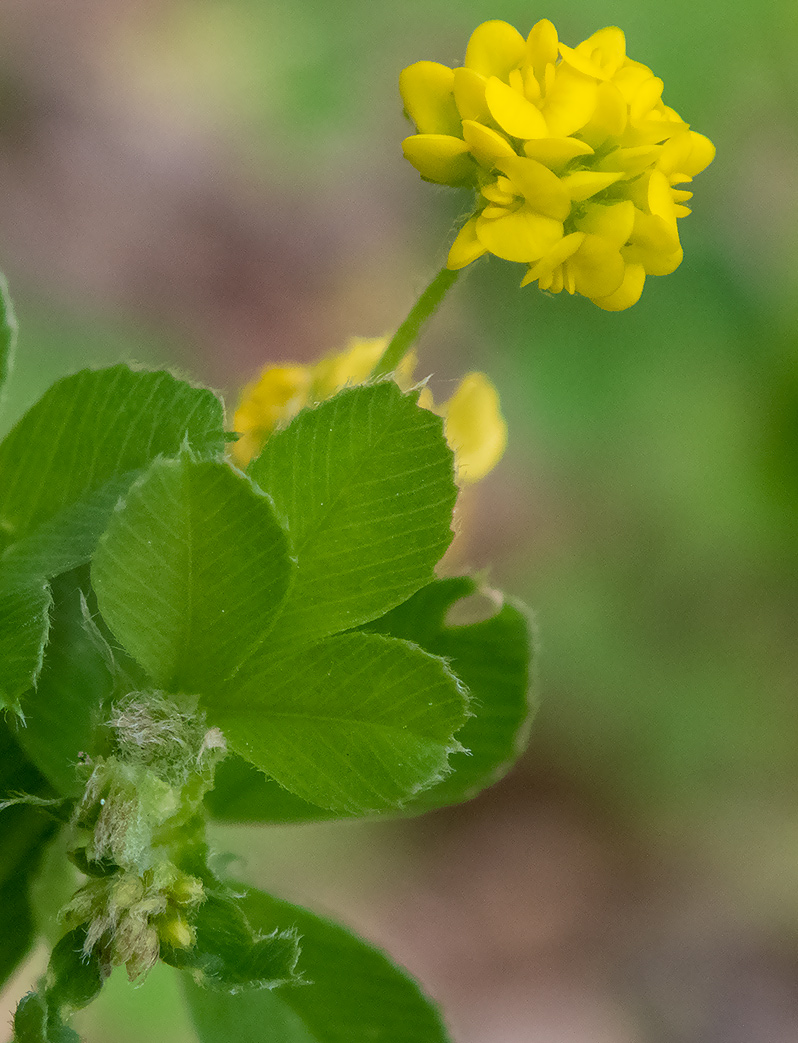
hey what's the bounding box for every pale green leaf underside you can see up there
[183,885,452,1043]
[205,578,536,823]
[0,579,51,714]
[0,365,225,579]
[247,382,457,653]
[0,273,17,417]
[203,631,469,815]
[92,457,293,692]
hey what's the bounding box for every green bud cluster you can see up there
[57,692,224,982]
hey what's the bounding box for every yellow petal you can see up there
[465,20,526,79]
[523,136,594,171]
[659,129,716,179]
[577,81,627,148]
[539,63,598,137]
[310,338,386,399]
[462,120,517,166]
[612,59,655,102]
[447,216,487,270]
[525,19,559,82]
[402,134,475,186]
[495,155,571,219]
[597,144,659,177]
[453,67,490,121]
[232,364,311,466]
[485,76,548,139]
[575,200,635,249]
[560,170,623,202]
[399,61,462,136]
[441,372,508,483]
[559,27,626,81]
[591,263,646,310]
[521,231,586,286]
[567,234,626,299]
[476,206,563,263]
[481,176,517,205]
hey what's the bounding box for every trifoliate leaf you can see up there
[92,456,293,692]
[201,631,469,815]
[205,578,534,823]
[182,885,452,1043]
[247,382,457,653]
[0,365,225,580]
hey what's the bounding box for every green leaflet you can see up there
[182,885,452,1043]
[0,721,58,991]
[161,891,301,992]
[0,365,225,580]
[0,579,52,715]
[203,631,469,815]
[92,457,294,692]
[205,577,535,823]
[14,568,114,796]
[247,382,457,653]
[0,273,17,416]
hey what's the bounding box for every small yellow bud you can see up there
[159,915,195,950]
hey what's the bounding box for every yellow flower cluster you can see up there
[232,338,507,484]
[400,20,715,310]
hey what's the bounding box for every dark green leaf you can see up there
[0,578,51,714]
[161,891,301,992]
[247,382,457,652]
[14,568,113,795]
[92,456,293,692]
[0,272,18,416]
[0,365,225,580]
[12,992,81,1043]
[205,579,535,823]
[202,631,469,815]
[45,928,105,1014]
[0,721,57,990]
[182,885,452,1043]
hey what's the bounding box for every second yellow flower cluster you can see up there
[400,20,715,310]
[232,338,507,484]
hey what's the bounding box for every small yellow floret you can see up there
[400,18,715,309]
[435,373,508,484]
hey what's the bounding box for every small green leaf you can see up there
[14,568,113,796]
[205,578,535,823]
[248,382,457,652]
[45,928,105,1015]
[161,891,301,992]
[0,721,58,990]
[0,365,225,579]
[203,631,469,815]
[92,457,293,692]
[0,579,52,715]
[0,272,18,415]
[12,992,80,1043]
[182,885,452,1043]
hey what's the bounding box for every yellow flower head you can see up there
[400,20,715,310]
[232,340,507,483]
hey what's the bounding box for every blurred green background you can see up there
[1,1,797,1040]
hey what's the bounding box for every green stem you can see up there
[371,266,460,378]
